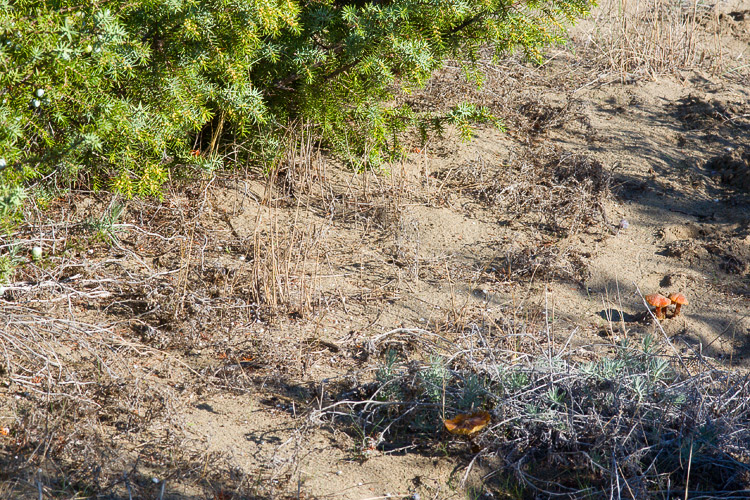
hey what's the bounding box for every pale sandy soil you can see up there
[1,0,749,498]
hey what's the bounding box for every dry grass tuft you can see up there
[576,0,715,79]
[441,147,612,238]
[495,244,589,281]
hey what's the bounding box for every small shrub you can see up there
[84,200,125,244]
[0,0,593,194]
[322,333,750,495]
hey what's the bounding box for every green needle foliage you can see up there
[0,0,593,195]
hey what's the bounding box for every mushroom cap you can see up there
[645,293,671,308]
[444,410,491,436]
[668,293,688,305]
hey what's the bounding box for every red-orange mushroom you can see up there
[444,410,491,436]
[668,293,688,316]
[645,293,671,320]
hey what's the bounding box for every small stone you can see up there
[618,219,629,230]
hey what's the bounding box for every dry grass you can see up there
[0,136,329,498]
[451,148,612,237]
[398,0,747,136]
[1,2,748,497]
[1,134,747,498]
[576,0,716,79]
[316,310,750,497]
[431,147,611,281]
[0,121,421,498]
[0,305,198,496]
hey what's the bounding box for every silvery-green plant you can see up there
[375,349,402,402]
[630,375,648,403]
[547,385,566,408]
[457,373,486,411]
[0,185,25,219]
[0,244,21,284]
[85,201,125,244]
[498,367,530,393]
[0,185,26,283]
[418,356,449,404]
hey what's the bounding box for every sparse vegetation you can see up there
[318,326,750,496]
[84,199,125,245]
[2,0,750,498]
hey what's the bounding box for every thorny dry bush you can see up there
[315,318,750,498]
[1,305,194,496]
[444,148,611,237]
[432,148,612,282]
[0,302,311,498]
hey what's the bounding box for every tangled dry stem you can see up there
[315,319,750,497]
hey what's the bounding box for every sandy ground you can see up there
[1,0,749,498]
[183,74,749,498]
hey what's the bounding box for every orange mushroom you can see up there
[443,410,491,436]
[645,293,671,320]
[668,293,688,316]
